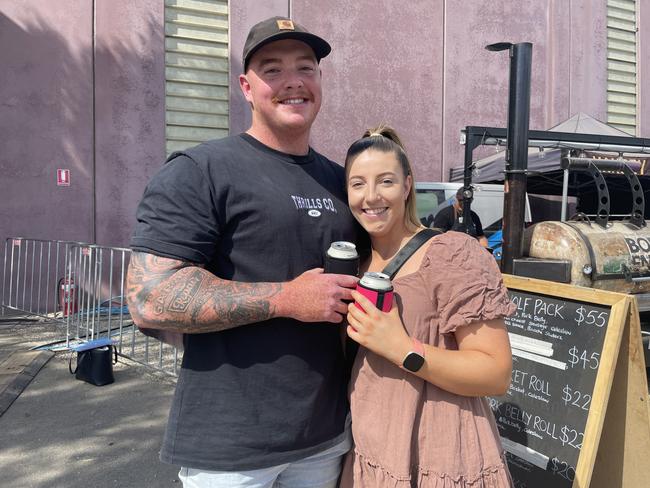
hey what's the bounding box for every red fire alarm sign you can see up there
[57,169,70,186]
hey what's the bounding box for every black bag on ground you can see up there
[68,338,118,386]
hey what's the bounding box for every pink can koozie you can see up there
[355,272,394,312]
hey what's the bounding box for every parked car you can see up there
[416,182,505,234]
[415,182,531,257]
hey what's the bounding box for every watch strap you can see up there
[410,338,424,357]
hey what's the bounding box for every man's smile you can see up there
[273,96,310,105]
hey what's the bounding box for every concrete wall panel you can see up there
[0,0,165,249]
[568,0,607,122]
[0,2,93,245]
[545,0,572,129]
[443,0,555,178]
[296,0,443,180]
[94,0,165,247]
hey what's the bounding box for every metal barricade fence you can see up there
[2,238,180,376]
[2,238,85,320]
[67,244,180,376]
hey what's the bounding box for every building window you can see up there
[606,0,637,135]
[165,0,229,154]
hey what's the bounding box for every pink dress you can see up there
[341,232,516,488]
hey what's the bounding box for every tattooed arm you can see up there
[126,251,359,333]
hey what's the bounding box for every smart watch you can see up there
[401,338,425,372]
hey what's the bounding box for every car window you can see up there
[416,189,446,226]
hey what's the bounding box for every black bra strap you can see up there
[382,228,441,279]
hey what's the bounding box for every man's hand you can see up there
[274,268,359,323]
[127,253,358,332]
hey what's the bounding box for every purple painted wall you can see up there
[229,0,622,182]
[94,0,165,247]
[567,1,608,120]
[441,0,607,179]
[0,0,164,249]
[298,0,443,181]
[1,0,647,253]
[1,2,94,246]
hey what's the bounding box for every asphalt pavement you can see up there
[0,311,181,487]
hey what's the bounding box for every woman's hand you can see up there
[348,291,512,396]
[346,290,411,366]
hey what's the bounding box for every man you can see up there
[433,187,489,247]
[126,17,360,488]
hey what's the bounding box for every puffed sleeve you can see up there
[423,232,515,334]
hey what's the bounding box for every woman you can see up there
[340,125,515,487]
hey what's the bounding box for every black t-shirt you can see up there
[433,204,485,237]
[131,134,360,470]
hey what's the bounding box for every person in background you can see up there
[433,187,489,247]
[126,17,361,488]
[340,125,514,487]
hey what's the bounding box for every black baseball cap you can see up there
[242,17,331,72]
[456,187,473,201]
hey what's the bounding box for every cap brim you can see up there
[245,32,331,70]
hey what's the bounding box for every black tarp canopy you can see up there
[449,113,649,189]
[448,113,650,217]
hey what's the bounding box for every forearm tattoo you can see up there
[126,252,282,333]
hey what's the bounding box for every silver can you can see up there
[356,272,394,312]
[324,241,359,276]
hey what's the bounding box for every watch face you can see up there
[403,352,425,372]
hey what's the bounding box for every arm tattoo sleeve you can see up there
[126,252,282,333]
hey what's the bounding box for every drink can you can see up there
[324,241,359,276]
[355,272,393,312]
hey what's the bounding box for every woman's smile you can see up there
[363,207,389,216]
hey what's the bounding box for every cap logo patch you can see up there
[277,19,295,30]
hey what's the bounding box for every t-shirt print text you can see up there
[290,195,338,217]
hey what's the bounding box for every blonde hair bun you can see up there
[362,124,406,151]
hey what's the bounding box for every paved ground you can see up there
[0,311,181,487]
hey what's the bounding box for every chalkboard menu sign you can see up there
[490,285,614,487]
